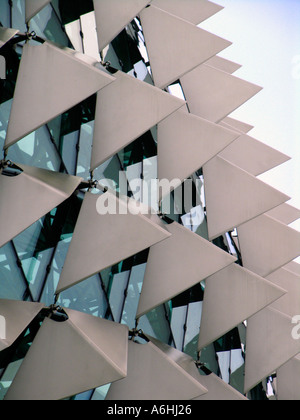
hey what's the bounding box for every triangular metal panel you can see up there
[5,308,128,400]
[136,221,236,318]
[0,300,44,351]
[237,214,300,277]
[244,307,300,393]
[93,0,151,51]
[90,70,185,170]
[147,336,247,400]
[276,354,300,400]
[151,0,224,25]
[203,156,290,240]
[106,340,207,400]
[4,42,115,149]
[218,134,291,176]
[0,27,19,48]
[284,261,300,276]
[0,163,82,248]
[180,64,262,123]
[198,263,286,350]
[56,191,171,294]
[266,268,300,318]
[265,203,300,225]
[25,0,51,22]
[157,109,240,199]
[140,5,231,89]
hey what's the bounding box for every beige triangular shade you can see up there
[237,214,300,277]
[25,0,51,22]
[93,0,150,51]
[140,5,231,89]
[136,221,236,318]
[220,117,254,134]
[106,340,207,400]
[157,108,240,199]
[151,0,224,25]
[4,42,115,149]
[90,70,185,170]
[198,263,286,350]
[180,64,262,123]
[5,308,128,400]
[0,300,44,351]
[218,134,291,176]
[205,56,242,74]
[147,336,247,400]
[203,156,290,240]
[0,164,82,248]
[0,27,19,48]
[56,191,171,294]
[276,354,300,400]
[244,307,300,393]
[266,268,300,317]
[265,203,300,225]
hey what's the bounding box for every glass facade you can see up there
[0,0,299,401]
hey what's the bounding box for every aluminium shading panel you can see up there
[203,156,290,241]
[25,0,51,22]
[5,308,128,400]
[157,108,240,200]
[0,163,82,248]
[218,134,291,176]
[244,307,300,394]
[0,27,19,48]
[205,56,242,74]
[0,300,44,351]
[90,70,185,170]
[55,190,171,294]
[106,340,207,400]
[140,5,231,89]
[151,0,224,25]
[136,221,236,319]
[197,263,286,350]
[265,268,300,318]
[4,42,115,150]
[147,336,247,400]
[237,214,300,278]
[180,64,262,123]
[158,111,234,193]
[276,354,300,400]
[93,0,151,52]
[265,203,300,225]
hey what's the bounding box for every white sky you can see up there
[200,0,300,234]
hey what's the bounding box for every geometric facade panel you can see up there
[276,354,300,400]
[4,42,115,149]
[203,156,290,240]
[265,203,300,225]
[56,191,171,294]
[0,27,19,48]
[0,164,82,248]
[238,214,300,277]
[180,64,262,123]
[140,5,231,89]
[136,221,236,318]
[4,309,129,400]
[198,263,286,350]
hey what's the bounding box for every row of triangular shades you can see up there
[1,300,246,400]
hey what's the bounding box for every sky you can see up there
[200,0,300,233]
